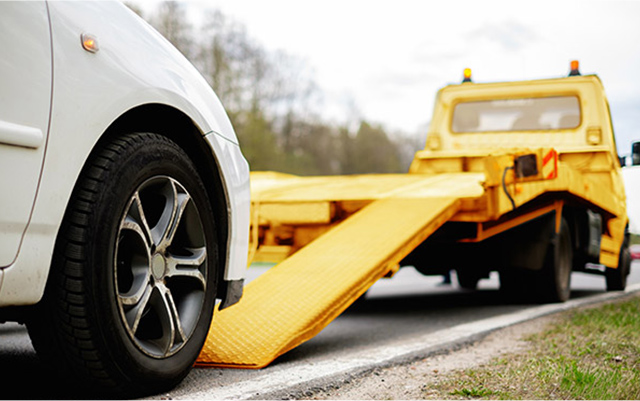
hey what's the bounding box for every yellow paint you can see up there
[197,197,460,368]
[198,74,628,369]
[461,201,564,243]
[258,201,333,225]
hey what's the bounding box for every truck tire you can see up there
[606,238,630,291]
[455,269,481,290]
[536,217,572,303]
[26,133,218,397]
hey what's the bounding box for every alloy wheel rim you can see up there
[114,176,208,358]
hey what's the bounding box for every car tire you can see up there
[26,132,218,397]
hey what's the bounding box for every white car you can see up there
[0,1,250,396]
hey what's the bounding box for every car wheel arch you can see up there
[94,103,231,296]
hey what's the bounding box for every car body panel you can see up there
[202,131,251,281]
[0,1,52,267]
[0,1,250,306]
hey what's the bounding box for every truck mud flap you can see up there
[196,197,460,368]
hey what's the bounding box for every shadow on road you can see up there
[273,286,605,366]
[348,287,605,315]
[0,324,107,400]
[0,284,610,398]
[0,353,83,399]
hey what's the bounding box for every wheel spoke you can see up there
[165,247,207,289]
[163,285,189,349]
[118,273,150,306]
[124,192,154,248]
[117,196,152,303]
[163,190,191,249]
[151,181,191,252]
[143,181,173,249]
[120,283,153,334]
[154,283,188,355]
[120,217,149,251]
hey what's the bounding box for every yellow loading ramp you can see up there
[196,196,461,368]
[195,145,627,368]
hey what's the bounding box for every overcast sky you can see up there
[139,0,640,156]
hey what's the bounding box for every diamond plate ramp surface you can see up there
[196,197,460,368]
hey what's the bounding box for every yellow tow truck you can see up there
[196,62,630,369]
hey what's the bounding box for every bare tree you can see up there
[133,2,409,176]
[151,1,195,59]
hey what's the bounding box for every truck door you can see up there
[0,2,53,267]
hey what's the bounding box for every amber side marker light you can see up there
[462,68,472,83]
[81,33,99,53]
[569,60,580,76]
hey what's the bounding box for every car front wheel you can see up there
[27,132,218,397]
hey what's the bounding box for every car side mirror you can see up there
[619,155,627,167]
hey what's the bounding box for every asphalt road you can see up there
[1,262,638,399]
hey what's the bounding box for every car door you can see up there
[0,2,53,267]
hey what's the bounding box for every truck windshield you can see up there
[451,96,580,133]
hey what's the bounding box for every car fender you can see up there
[0,1,249,306]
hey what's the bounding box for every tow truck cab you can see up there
[404,62,629,294]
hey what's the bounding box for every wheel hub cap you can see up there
[151,253,166,280]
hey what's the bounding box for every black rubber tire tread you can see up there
[536,217,573,303]
[455,269,481,290]
[606,234,631,291]
[26,132,217,397]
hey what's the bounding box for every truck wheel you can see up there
[26,133,218,397]
[536,218,572,303]
[605,239,630,291]
[455,269,481,290]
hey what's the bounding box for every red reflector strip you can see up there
[542,149,558,179]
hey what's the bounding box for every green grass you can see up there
[422,295,640,400]
[451,387,495,398]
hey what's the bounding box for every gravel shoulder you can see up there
[298,314,561,400]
